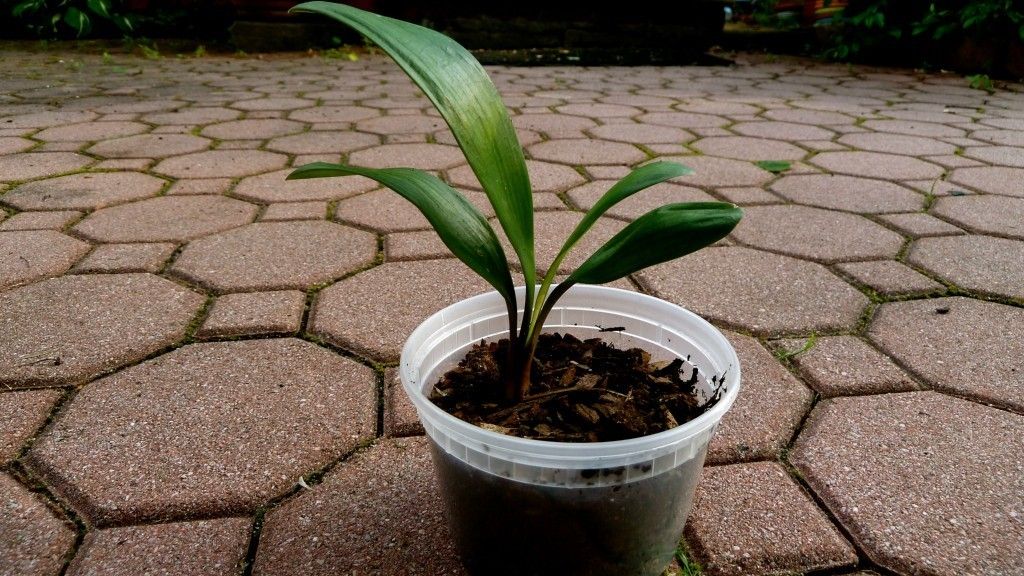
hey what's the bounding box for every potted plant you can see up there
[288,3,744,574]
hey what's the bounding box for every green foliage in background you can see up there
[7,0,137,38]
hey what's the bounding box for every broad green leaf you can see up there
[755,160,791,173]
[290,1,536,287]
[12,0,43,18]
[566,202,742,286]
[86,0,112,19]
[63,7,91,36]
[113,13,135,32]
[288,162,515,303]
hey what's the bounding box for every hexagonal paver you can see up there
[776,335,917,397]
[0,136,34,154]
[66,518,251,576]
[836,132,957,156]
[142,107,240,125]
[637,112,727,129]
[0,274,203,387]
[527,139,646,166]
[792,392,1024,576]
[289,105,380,123]
[34,121,148,142]
[836,260,944,295]
[556,103,641,118]
[0,389,61,464]
[265,130,379,154]
[384,367,421,437]
[73,196,256,243]
[254,437,462,576]
[770,174,923,214]
[0,230,90,290]
[869,297,1024,411]
[877,212,964,237]
[233,96,313,111]
[0,473,76,576]
[154,150,287,179]
[1,172,166,211]
[637,247,869,335]
[691,136,807,162]
[232,168,378,203]
[260,201,327,221]
[908,235,1024,300]
[2,108,97,129]
[567,181,715,220]
[87,134,210,158]
[811,151,944,180]
[447,159,586,194]
[970,129,1024,147]
[355,115,446,135]
[311,259,495,361]
[347,143,464,170]
[732,205,904,262]
[948,166,1024,197]
[861,119,965,138]
[763,108,854,125]
[931,195,1024,239]
[171,221,376,293]
[25,338,376,526]
[72,243,176,274]
[0,152,91,182]
[962,146,1024,167]
[0,210,80,231]
[709,333,812,464]
[200,119,303,140]
[386,230,452,261]
[661,156,774,188]
[512,113,597,137]
[586,123,693,144]
[685,462,857,576]
[732,121,834,141]
[334,188,490,232]
[497,211,624,275]
[196,290,305,338]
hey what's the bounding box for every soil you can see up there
[429,333,725,442]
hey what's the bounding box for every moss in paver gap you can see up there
[0,49,1022,576]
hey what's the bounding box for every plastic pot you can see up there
[399,285,742,576]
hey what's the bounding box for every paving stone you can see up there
[35,121,148,143]
[265,130,379,154]
[557,102,642,118]
[26,338,375,525]
[0,152,92,182]
[355,114,447,136]
[658,156,774,187]
[586,123,693,144]
[167,178,232,196]
[142,107,240,125]
[311,259,494,361]
[289,105,380,123]
[675,99,761,115]
[216,139,262,150]
[763,108,854,125]
[87,134,210,158]
[0,136,34,154]
[232,168,378,203]
[869,297,1024,410]
[567,180,715,220]
[384,367,422,437]
[732,205,904,263]
[637,112,728,129]
[791,392,1024,576]
[691,136,807,162]
[586,165,632,179]
[73,196,256,243]
[154,150,287,179]
[66,518,251,576]
[714,186,780,205]
[0,210,80,231]
[685,461,856,576]
[0,230,89,290]
[732,121,835,141]
[233,96,313,111]
[254,437,463,576]
[836,132,957,156]
[861,119,966,138]
[527,138,646,166]
[72,243,176,274]
[0,273,202,387]
[448,159,586,194]
[637,246,869,335]
[334,188,492,232]
[512,112,597,137]
[385,230,451,261]
[948,166,1024,197]
[811,151,944,180]
[969,129,1024,147]
[0,473,76,576]
[0,389,62,464]
[497,211,623,275]
[196,290,306,338]
[92,158,152,171]
[169,210,369,284]
[200,119,303,140]
[35,141,86,152]
[925,154,984,169]
[2,108,97,129]
[777,335,917,396]
[876,212,965,237]
[260,201,327,221]
[930,195,1024,239]
[347,143,464,170]
[836,260,944,295]
[908,235,1024,300]
[709,333,812,464]
[961,146,1024,167]
[1,172,166,211]
[902,178,973,196]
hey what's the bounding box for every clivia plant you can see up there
[288,1,742,403]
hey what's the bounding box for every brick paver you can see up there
[1,49,1021,576]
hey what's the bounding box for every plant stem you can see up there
[516,281,574,397]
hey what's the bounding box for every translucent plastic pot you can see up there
[399,285,741,576]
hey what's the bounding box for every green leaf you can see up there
[86,0,112,19]
[63,7,91,37]
[288,162,516,303]
[113,13,135,32]
[12,0,44,18]
[566,202,742,286]
[290,1,536,287]
[756,160,792,173]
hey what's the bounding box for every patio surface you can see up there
[1,49,1023,576]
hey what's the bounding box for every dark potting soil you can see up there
[429,333,724,442]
